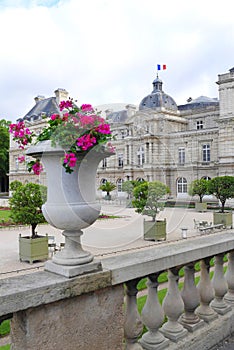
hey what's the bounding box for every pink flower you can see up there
[51,114,60,121]
[81,104,93,112]
[107,142,115,153]
[63,153,77,168]
[32,161,43,175]
[79,115,95,127]
[18,155,25,163]
[76,134,97,150]
[96,123,111,134]
[59,100,73,111]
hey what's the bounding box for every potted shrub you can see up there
[9,180,48,264]
[132,181,170,241]
[208,176,234,228]
[189,179,209,212]
[98,181,116,200]
[122,180,143,207]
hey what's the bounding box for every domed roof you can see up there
[139,76,178,112]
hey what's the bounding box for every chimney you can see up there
[34,95,45,104]
[126,104,136,118]
[54,88,69,105]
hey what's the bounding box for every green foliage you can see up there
[0,319,10,336]
[9,181,47,237]
[189,179,209,203]
[208,176,234,212]
[0,119,10,187]
[98,181,116,195]
[0,345,10,350]
[132,181,170,221]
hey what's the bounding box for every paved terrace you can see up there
[0,205,227,278]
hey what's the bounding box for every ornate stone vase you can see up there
[26,140,113,277]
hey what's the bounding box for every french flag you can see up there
[157,64,167,70]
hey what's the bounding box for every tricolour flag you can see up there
[157,64,167,70]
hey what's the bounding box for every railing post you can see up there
[139,273,169,349]
[211,254,231,314]
[224,250,234,305]
[196,258,218,322]
[124,279,143,350]
[180,263,204,331]
[160,268,188,341]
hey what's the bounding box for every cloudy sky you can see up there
[1,0,234,122]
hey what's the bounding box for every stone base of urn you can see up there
[45,259,102,278]
[44,229,102,278]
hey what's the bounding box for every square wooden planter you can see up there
[144,219,166,241]
[195,202,207,212]
[19,234,48,264]
[213,212,233,228]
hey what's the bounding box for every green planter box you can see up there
[144,219,166,241]
[19,234,48,264]
[195,202,207,212]
[213,212,233,228]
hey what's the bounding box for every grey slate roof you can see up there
[178,95,219,111]
[106,110,128,123]
[18,97,60,122]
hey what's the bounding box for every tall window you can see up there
[126,145,130,165]
[137,146,145,166]
[117,178,124,192]
[203,144,210,162]
[102,158,107,168]
[177,177,187,193]
[118,153,123,167]
[197,120,203,130]
[178,147,185,165]
[100,178,107,185]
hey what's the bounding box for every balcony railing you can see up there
[1,231,234,349]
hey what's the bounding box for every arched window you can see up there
[100,178,107,185]
[137,178,145,183]
[177,177,187,193]
[117,178,124,192]
[201,176,211,180]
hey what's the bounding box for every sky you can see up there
[1,0,234,122]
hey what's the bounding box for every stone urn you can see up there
[27,140,113,277]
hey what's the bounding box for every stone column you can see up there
[224,251,234,305]
[196,258,218,322]
[160,268,188,341]
[211,254,231,314]
[180,263,204,332]
[140,274,169,349]
[124,279,143,350]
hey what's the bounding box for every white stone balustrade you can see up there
[1,232,234,349]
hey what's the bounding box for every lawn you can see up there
[0,209,11,223]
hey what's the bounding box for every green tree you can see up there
[98,181,116,196]
[9,181,47,237]
[122,180,144,199]
[132,181,170,221]
[189,178,209,203]
[208,176,234,213]
[0,119,11,192]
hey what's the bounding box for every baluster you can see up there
[124,279,143,350]
[196,258,218,322]
[180,263,204,331]
[211,254,231,314]
[139,273,169,349]
[160,268,188,342]
[224,251,234,305]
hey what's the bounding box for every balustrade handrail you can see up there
[0,231,234,320]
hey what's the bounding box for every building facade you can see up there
[9,68,234,199]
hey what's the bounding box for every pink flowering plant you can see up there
[9,99,114,174]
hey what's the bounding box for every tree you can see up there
[132,181,170,221]
[0,119,11,192]
[98,181,116,197]
[122,180,144,199]
[208,176,234,213]
[189,179,209,203]
[9,181,47,237]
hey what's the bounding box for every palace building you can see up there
[9,67,234,199]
